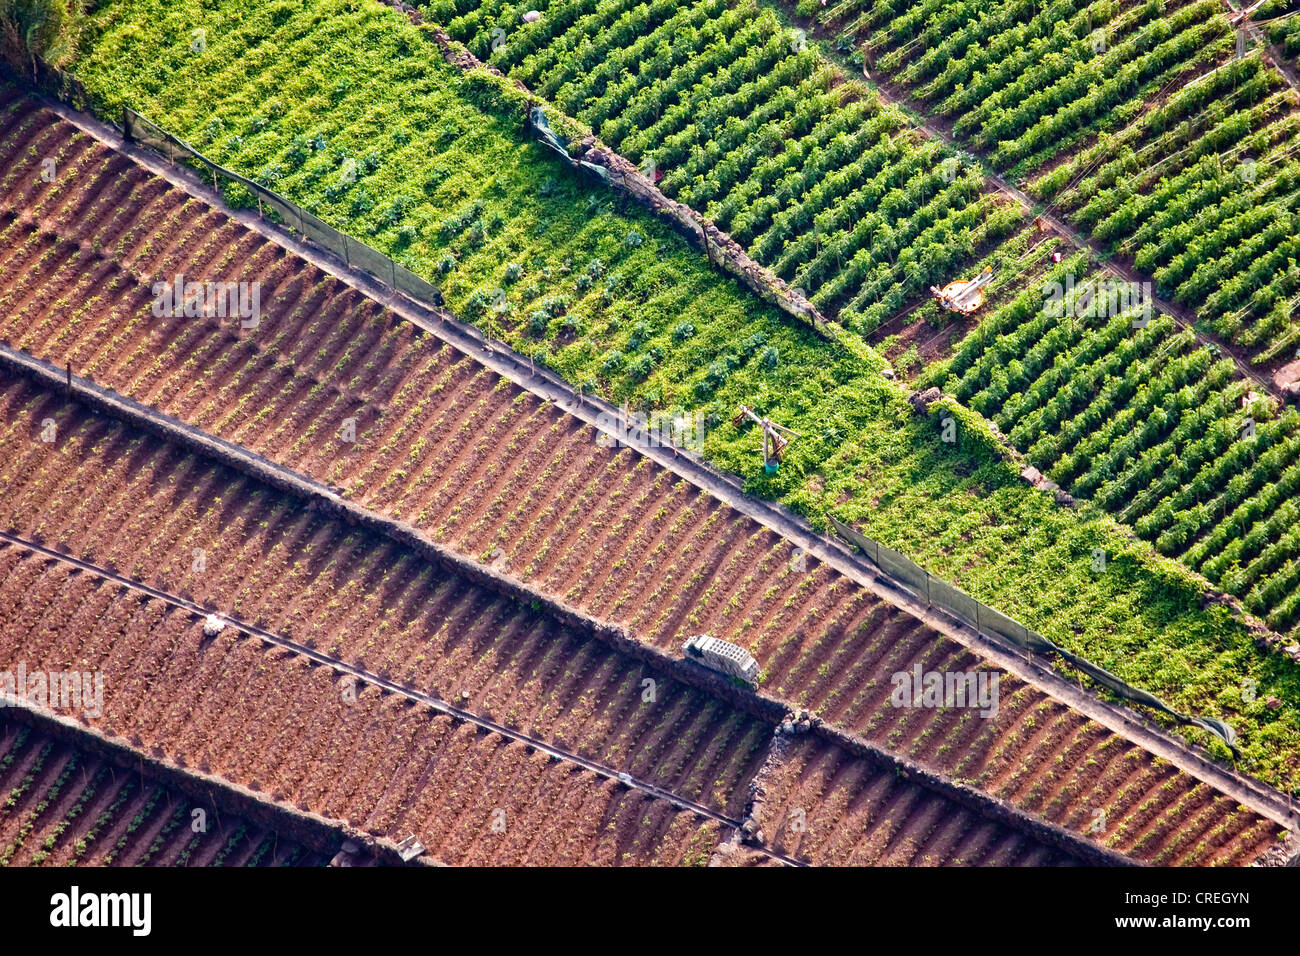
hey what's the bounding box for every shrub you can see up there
[0,0,82,78]
[601,350,626,375]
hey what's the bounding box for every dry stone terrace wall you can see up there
[0,92,1284,864]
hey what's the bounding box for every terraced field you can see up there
[6,547,1114,870]
[750,734,1079,866]
[407,0,1300,629]
[426,0,1023,331]
[0,386,773,825]
[0,302,1289,866]
[0,556,730,865]
[0,717,338,867]
[799,0,1300,366]
[2,58,1297,855]
[2,369,1206,866]
[920,249,1300,632]
[53,4,1300,782]
[751,732,1276,867]
[3,71,1299,798]
[417,0,1300,632]
[2,0,1297,882]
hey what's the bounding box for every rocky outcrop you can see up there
[1275,358,1300,402]
[908,386,944,414]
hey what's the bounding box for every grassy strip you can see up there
[61,0,1299,787]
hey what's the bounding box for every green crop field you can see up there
[919,248,1300,633]
[58,0,1300,788]
[399,0,1300,636]
[428,0,1023,332]
[798,0,1300,366]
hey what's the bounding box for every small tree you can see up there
[0,0,81,80]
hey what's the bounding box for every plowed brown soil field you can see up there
[0,717,334,866]
[0,546,731,865]
[750,734,1079,867]
[0,362,1279,867]
[0,378,772,823]
[0,374,1115,867]
[749,733,1272,867]
[0,88,1281,865]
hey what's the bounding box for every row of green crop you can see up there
[922,250,1300,631]
[424,0,1021,333]
[808,0,1221,171]
[61,0,1300,786]
[796,0,1299,365]
[1043,54,1300,362]
[571,0,1300,625]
